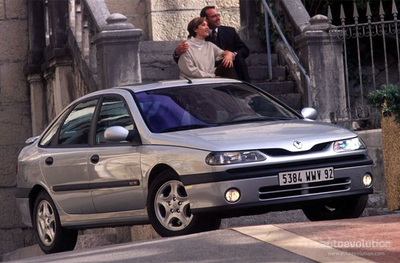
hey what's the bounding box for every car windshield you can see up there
[135,83,300,133]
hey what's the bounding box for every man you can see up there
[173,6,250,82]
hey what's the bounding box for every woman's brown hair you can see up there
[187,17,206,38]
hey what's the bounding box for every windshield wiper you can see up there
[160,124,216,132]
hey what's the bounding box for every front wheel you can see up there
[302,194,368,221]
[147,170,220,237]
[33,191,78,254]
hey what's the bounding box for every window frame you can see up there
[90,95,139,147]
[55,97,100,147]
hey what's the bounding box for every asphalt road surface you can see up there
[8,229,317,263]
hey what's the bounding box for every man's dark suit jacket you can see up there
[174,26,250,82]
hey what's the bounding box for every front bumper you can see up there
[181,155,373,216]
[15,188,33,227]
[15,197,32,227]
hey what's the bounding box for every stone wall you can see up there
[105,0,240,41]
[356,129,386,210]
[0,0,35,255]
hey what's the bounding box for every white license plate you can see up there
[279,167,334,186]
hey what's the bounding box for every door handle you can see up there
[45,157,53,166]
[90,154,100,164]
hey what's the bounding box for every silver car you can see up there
[15,78,373,254]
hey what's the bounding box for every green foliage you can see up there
[367,85,400,123]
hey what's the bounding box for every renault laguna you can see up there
[15,78,373,253]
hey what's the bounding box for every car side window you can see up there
[39,109,71,147]
[58,99,98,146]
[95,96,134,144]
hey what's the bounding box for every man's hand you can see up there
[221,51,234,68]
[175,41,189,56]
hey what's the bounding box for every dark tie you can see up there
[212,30,217,41]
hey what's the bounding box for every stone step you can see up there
[140,65,287,83]
[248,66,286,81]
[141,65,179,82]
[140,41,180,56]
[139,41,291,89]
[246,53,278,67]
[139,41,179,82]
[274,93,303,112]
[254,81,295,94]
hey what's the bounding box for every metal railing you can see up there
[262,0,312,107]
[328,0,400,126]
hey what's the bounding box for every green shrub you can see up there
[367,84,400,123]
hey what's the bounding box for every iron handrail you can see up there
[262,0,312,107]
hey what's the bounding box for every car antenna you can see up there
[183,76,192,84]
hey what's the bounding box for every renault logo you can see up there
[293,141,303,149]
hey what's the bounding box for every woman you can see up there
[178,17,235,79]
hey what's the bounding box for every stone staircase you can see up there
[139,40,303,111]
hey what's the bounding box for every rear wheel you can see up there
[147,170,220,237]
[33,191,78,254]
[302,195,368,221]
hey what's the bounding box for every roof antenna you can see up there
[183,76,192,84]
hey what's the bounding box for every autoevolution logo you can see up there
[293,141,303,149]
[321,239,392,248]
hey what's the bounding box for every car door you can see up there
[87,95,145,213]
[39,99,99,214]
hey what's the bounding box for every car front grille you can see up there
[259,177,351,201]
[260,142,331,157]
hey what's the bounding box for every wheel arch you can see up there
[147,164,176,190]
[29,185,49,224]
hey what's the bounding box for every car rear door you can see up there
[87,95,145,213]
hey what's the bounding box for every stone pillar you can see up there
[28,74,47,136]
[43,57,74,118]
[238,0,259,40]
[95,13,143,89]
[295,15,346,122]
[238,0,264,52]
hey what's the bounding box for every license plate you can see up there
[279,167,334,186]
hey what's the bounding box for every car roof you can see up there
[60,78,244,111]
[113,78,243,93]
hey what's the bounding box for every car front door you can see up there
[88,95,145,213]
[39,99,99,214]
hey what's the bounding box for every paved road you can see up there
[5,213,400,263]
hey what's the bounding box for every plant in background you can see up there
[367,84,400,211]
[367,84,400,123]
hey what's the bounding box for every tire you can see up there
[147,170,220,237]
[33,191,78,254]
[302,194,368,221]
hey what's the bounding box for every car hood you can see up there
[147,120,357,152]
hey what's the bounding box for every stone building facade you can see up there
[104,0,241,41]
[0,0,34,254]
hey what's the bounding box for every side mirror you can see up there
[25,136,40,145]
[301,107,318,120]
[104,126,131,142]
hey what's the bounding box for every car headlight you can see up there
[333,137,366,152]
[206,151,267,165]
